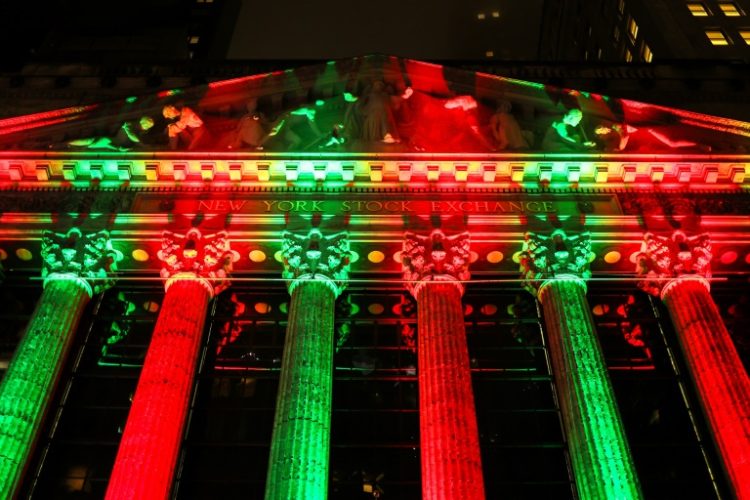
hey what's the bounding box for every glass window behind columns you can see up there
[173,287,286,498]
[589,284,727,499]
[330,290,421,500]
[466,287,574,499]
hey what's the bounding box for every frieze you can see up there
[0,190,135,214]
[618,192,750,216]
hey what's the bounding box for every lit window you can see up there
[491,11,500,18]
[739,29,750,43]
[189,36,200,44]
[687,2,710,16]
[485,50,495,57]
[619,0,625,14]
[628,17,639,39]
[597,47,603,59]
[625,48,633,62]
[706,29,730,45]
[477,13,486,20]
[718,2,743,16]
[642,43,653,62]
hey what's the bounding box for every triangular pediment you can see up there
[2,55,749,155]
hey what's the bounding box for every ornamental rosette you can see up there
[41,228,123,294]
[402,229,470,296]
[280,229,350,296]
[635,231,711,296]
[157,228,240,295]
[520,229,593,295]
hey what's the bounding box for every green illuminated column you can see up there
[521,230,643,499]
[265,229,350,500]
[402,230,485,500]
[636,231,750,497]
[0,229,121,499]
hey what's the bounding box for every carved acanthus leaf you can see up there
[520,229,593,294]
[635,231,711,295]
[41,228,123,294]
[158,228,239,294]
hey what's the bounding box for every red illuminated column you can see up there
[402,230,485,500]
[0,229,121,499]
[637,231,750,498]
[106,229,238,500]
[265,229,350,500]
[521,230,642,499]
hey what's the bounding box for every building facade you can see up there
[0,56,749,499]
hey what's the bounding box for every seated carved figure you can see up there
[542,108,596,152]
[229,100,272,150]
[163,105,206,150]
[490,100,533,150]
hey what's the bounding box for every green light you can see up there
[125,96,138,104]
[0,279,91,497]
[264,280,335,500]
[265,230,349,499]
[521,230,642,499]
[539,279,643,499]
[0,229,120,499]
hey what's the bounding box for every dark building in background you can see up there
[540,0,750,62]
[0,3,750,499]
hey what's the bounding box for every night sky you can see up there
[227,0,544,60]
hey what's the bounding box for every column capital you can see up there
[157,228,239,297]
[281,229,350,297]
[41,228,123,297]
[520,229,593,297]
[635,230,712,298]
[402,229,470,298]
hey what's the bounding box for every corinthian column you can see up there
[265,229,350,500]
[0,229,121,499]
[402,229,485,500]
[636,231,750,498]
[106,229,238,500]
[521,229,642,499]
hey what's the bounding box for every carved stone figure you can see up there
[490,100,532,150]
[68,116,155,151]
[163,105,206,150]
[541,108,596,152]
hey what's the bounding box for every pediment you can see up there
[1,55,749,155]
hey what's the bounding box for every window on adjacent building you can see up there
[619,0,626,14]
[614,25,621,41]
[628,17,639,40]
[718,2,744,16]
[739,29,750,43]
[625,48,633,62]
[642,44,653,62]
[687,2,710,16]
[706,29,731,45]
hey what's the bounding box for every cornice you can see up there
[1,151,748,189]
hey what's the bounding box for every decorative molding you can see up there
[280,228,350,297]
[41,228,122,296]
[2,155,749,188]
[635,231,712,297]
[157,228,239,296]
[520,229,593,296]
[402,229,471,297]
